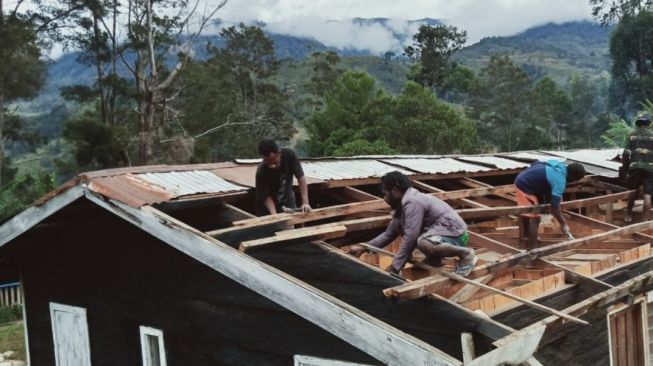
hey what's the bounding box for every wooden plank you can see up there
[532,221,653,258]
[534,270,653,332]
[450,274,494,303]
[460,332,475,364]
[411,180,489,209]
[626,308,636,366]
[458,190,634,220]
[619,312,627,366]
[469,325,546,366]
[84,191,463,366]
[468,231,523,255]
[537,259,613,290]
[240,226,349,253]
[366,244,588,325]
[330,186,379,202]
[564,210,653,243]
[458,178,518,203]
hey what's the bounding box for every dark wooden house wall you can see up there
[12,203,380,366]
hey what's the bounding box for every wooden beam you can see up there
[412,180,488,208]
[531,270,653,331]
[230,183,523,229]
[240,225,349,253]
[329,186,379,202]
[458,178,518,203]
[461,332,475,364]
[468,325,546,366]
[449,274,495,303]
[564,210,653,243]
[458,190,634,220]
[240,216,392,253]
[532,221,653,258]
[84,191,463,366]
[468,231,523,255]
[363,244,588,325]
[536,259,614,290]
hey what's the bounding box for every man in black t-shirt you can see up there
[255,139,312,216]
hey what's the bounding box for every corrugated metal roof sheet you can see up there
[456,156,529,170]
[543,149,622,171]
[382,158,492,174]
[301,160,412,180]
[212,166,324,187]
[135,171,247,197]
[88,174,174,207]
[504,152,563,162]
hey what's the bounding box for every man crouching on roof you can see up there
[345,171,478,277]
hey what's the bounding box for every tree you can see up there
[0,169,56,222]
[468,55,533,151]
[306,72,480,156]
[567,74,610,147]
[609,10,653,114]
[173,24,294,161]
[306,71,393,156]
[122,0,227,164]
[308,51,342,99]
[590,0,651,25]
[600,117,633,146]
[382,81,479,154]
[529,77,573,149]
[0,4,46,185]
[404,24,467,91]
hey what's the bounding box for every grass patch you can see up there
[0,321,25,360]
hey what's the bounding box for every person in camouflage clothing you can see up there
[622,112,653,222]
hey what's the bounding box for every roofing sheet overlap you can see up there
[382,157,493,174]
[456,156,529,170]
[543,149,622,171]
[301,160,412,180]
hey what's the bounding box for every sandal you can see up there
[455,255,479,277]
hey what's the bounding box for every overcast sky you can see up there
[215,0,594,53]
[2,0,595,58]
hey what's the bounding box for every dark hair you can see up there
[567,162,586,182]
[380,171,412,193]
[258,139,280,156]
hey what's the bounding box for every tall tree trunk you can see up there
[92,15,108,126]
[1,0,4,185]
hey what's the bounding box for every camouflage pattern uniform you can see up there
[623,119,653,194]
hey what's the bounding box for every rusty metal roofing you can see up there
[135,170,247,197]
[456,156,529,170]
[36,148,624,209]
[88,174,174,207]
[382,157,493,174]
[301,160,412,181]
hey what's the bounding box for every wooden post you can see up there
[461,332,475,364]
[606,189,613,224]
[519,214,541,250]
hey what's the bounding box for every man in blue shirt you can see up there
[514,160,585,238]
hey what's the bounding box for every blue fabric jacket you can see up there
[515,160,567,208]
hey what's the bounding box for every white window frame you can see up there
[49,302,92,366]
[293,355,374,366]
[139,326,167,366]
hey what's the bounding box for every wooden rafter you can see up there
[359,243,588,325]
